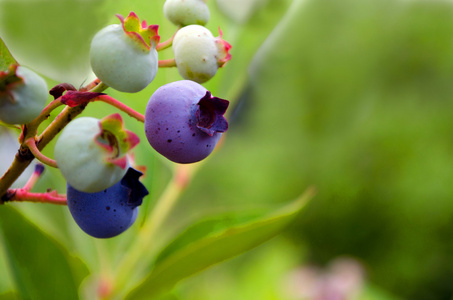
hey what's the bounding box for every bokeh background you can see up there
[2,0,453,299]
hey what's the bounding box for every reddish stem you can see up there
[6,189,67,205]
[158,58,176,68]
[95,95,145,123]
[24,138,58,168]
[19,98,64,143]
[22,164,45,192]
[156,32,177,51]
[80,77,102,91]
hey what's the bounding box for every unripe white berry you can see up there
[0,66,48,124]
[164,0,210,26]
[54,114,139,193]
[89,13,160,93]
[173,25,225,83]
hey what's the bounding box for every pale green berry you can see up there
[172,25,232,83]
[54,114,139,193]
[0,65,48,124]
[163,0,210,26]
[89,12,160,93]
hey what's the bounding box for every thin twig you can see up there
[24,138,58,168]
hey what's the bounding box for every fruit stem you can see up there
[23,138,58,168]
[4,189,67,205]
[80,77,102,91]
[90,80,109,93]
[95,95,145,123]
[156,31,176,51]
[158,58,176,68]
[22,98,65,142]
[22,164,45,192]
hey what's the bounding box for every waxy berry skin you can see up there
[144,80,229,164]
[67,168,149,239]
[54,114,139,193]
[0,65,48,124]
[172,25,231,83]
[163,0,210,26]
[89,13,160,93]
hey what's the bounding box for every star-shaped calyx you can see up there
[117,12,160,52]
[195,91,229,136]
[120,167,149,207]
[215,28,232,67]
[95,113,140,169]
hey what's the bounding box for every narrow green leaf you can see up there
[154,209,268,266]
[0,206,89,300]
[126,188,315,299]
[0,38,17,72]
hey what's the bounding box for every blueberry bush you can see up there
[0,0,313,299]
[2,0,453,299]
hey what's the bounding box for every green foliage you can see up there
[126,191,312,299]
[219,0,453,298]
[3,0,453,299]
[0,206,89,299]
[0,38,16,72]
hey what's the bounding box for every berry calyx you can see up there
[54,113,139,193]
[144,80,229,164]
[0,64,48,124]
[172,25,231,83]
[67,167,149,238]
[89,12,160,93]
[163,0,210,26]
[117,12,160,51]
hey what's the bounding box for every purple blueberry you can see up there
[144,80,229,164]
[67,168,149,238]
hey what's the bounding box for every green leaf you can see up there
[154,209,269,266]
[0,206,89,300]
[0,38,16,72]
[126,188,315,299]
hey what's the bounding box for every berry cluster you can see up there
[0,0,232,238]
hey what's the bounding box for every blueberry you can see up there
[0,65,48,124]
[54,114,139,193]
[172,25,231,83]
[90,12,160,93]
[67,168,149,238]
[144,80,229,163]
[163,0,210,26]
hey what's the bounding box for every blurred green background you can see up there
[2,0,453,299]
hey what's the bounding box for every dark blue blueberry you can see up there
[67,168,149,238]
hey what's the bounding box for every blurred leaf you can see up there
[0,0,113,85]
[0,206,89,300]
[0,291,19,300]
[241,0,453,298]
[177,237,302,300]
[360,283,402,300]
[154,209,269,265]
[0,38,16,72]
[126,188,314,299]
